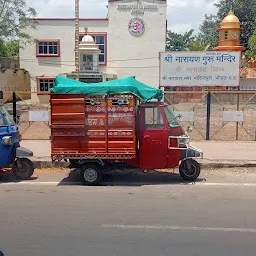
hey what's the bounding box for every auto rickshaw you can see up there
[50,76,203,185]
[0,92,34,180]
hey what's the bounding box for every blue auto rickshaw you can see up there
[0,93,34,180]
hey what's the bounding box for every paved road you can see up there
[1,170,256,256]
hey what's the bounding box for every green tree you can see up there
[166,29,211,52]
[0,0,37,44]
[186,40,211,51]
[199,0,256,49]
[0,40,19,58]
[166,29,195,51]
[198,14,219,48]
[5,40,19,58]
[0,38,6,56]
[244,31,256,59]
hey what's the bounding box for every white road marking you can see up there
[1,181,256,187]
[195,183,256,187]
[102,224,256,233]
[0,181,82,186]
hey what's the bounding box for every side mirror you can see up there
[187,126,193,133]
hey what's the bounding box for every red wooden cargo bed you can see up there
[50,94,137,160]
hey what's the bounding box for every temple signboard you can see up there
[160,51,241,87]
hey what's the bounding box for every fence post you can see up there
[236,91,240,141]
[12,92,17,123]
[206,92,211,141]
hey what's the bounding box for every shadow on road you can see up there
[0,171,38,184]
[58,168,205,187]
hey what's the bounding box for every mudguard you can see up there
[181,146,203,161]
[16,147,33,158]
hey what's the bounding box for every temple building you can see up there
[19,0,167,103]
[214,9,256,92]
[214,9,245,52]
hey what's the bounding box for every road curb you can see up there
[31,159,256,170]
[201,162,256,169]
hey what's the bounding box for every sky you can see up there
[26,0,219,34]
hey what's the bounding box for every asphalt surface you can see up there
[0,169,256,256]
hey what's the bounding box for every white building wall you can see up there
[20,20,108,103]
[107,0,167,88]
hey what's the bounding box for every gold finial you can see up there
[84,27,88,35]
[219,8,241,29]
[228,8,234,15]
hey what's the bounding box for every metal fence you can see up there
[1,90,256,141]
[164,90,256,141]
[1,92,50,140]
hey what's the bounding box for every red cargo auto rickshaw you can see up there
[50,76,203,185]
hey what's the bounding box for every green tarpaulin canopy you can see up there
[51,76,163,102]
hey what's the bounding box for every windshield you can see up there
[164,106,181,128]
[0,106,16,126]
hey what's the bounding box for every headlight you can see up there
[2,136,12,146]
[178,134,190,147]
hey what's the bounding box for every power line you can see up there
[20,58,159,68]
[0,56,158,68]
[8,56,160,68]
[7,56,160,63]
[3,44,249,70]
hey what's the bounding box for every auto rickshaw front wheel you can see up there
[179,159,200,181]
[12,158,34,180]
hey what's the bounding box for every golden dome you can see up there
[220,9,241,29]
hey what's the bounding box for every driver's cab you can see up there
[136,102,193,170]
[0,92,34,179]
[0,105,20,167]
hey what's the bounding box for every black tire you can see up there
[179,159,200,181]
[12,158,34,180]
[80,164,102,186]
[0,171,4,181]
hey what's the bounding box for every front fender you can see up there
[16,147,33,158]
[181,146,203,161]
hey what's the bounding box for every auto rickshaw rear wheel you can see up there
[80,164,103,186]
[179,159,200,181]
[12,158,34,180]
